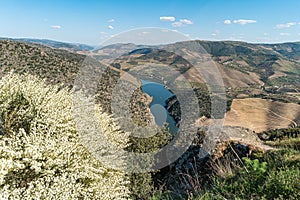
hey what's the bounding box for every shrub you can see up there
[264,166,300,199]
[210,154,300,199]
[0,73,129,199]
[126,126,172,199]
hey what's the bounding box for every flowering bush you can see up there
[0,73,129,199]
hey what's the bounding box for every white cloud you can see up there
[287,22,296,26]
[211,30,220,36]
[50,25,61,29]
[161,29,180,33]
[263,33,268,36]
[276,22,296,29]
[280,33,290,36]
[171,19,193,27]
[107,19,115,23]
[160,16,175,22]
[233,19,257,25]
[108,25,114,30]
[224,20,231,24]
[180,19,193,25]
[171,22,183,27]
[100,31,108,35]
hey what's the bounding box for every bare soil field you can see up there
[225,98,300,132]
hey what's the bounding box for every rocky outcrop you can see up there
[154,126,274,195]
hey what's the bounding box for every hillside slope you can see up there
[1,39,299,133]
[0,39,84,87]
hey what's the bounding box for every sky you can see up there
[1,0,300,45]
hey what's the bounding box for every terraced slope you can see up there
[225,98,300,132]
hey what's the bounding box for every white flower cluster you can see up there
[0,73,130,199]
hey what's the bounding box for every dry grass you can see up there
[225,98,300,132]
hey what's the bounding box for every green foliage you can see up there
[260,127,300,141]
[211,158,267,199]
[149,190,173,200]
[129,173,154,200]
[242,157,268,175]
[264,166,300,199]
[162,147,300,200]
[267,75,300,86]
[207,151,300,200]
[259,127,300,150]
[127,126,172,153]
[0,91,33,135]
[0,40,83,88]
[126,126,172,199]
[193,85,211,118]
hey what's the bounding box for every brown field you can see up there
[181,62,263,88]
[225,98,300,133]
[217,64,263,88]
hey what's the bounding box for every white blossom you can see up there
[0,73,130,199]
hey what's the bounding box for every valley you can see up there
[0,38,299,199]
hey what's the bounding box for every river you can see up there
[141,80,178,134]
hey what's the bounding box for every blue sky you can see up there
[1,0,300,45]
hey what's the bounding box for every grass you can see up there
[148,135,300,200]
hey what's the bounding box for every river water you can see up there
[141,80,178,134]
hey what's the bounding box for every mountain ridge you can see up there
[0,37,94,52]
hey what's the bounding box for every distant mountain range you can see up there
[0,37,94,52]
[95,40,300,88]
[1,37,299,91]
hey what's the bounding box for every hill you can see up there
[0,39,153,127]
[93,40,299,130]
[1,39,299,130]
[0,39,85,87]
[0,37,94,53]
[0,38,299,199]
[95,40,300,89]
